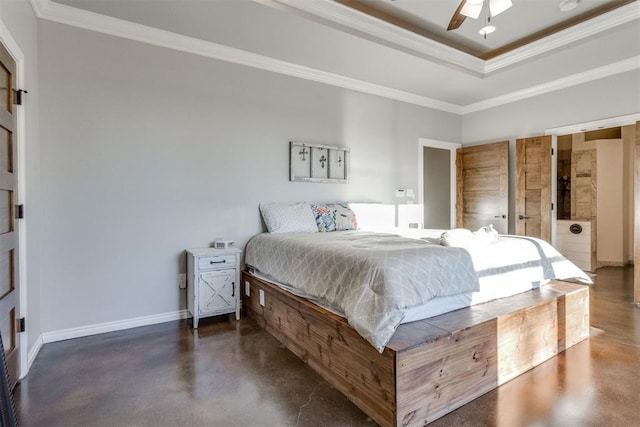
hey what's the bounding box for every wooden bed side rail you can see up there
[242,271,397,426]
[242,271,590,426]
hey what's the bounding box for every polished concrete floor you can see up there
[15,267,639,426]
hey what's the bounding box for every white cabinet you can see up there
[556,220,592,272]
[186,247,241,328]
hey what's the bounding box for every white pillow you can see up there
[348,203,395,230]
[259,202,318,234]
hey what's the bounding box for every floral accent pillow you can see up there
[310,203,358,232]
[333,203,358,231]
[311,204,336,232]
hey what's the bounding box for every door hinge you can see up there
[15,204,24,219]
[551,148,554,155]
[16,317,25,333]
[13,89,28,106]
[551,203,554,211]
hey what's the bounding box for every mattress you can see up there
[401,276,544,323]
[245,229,591,351]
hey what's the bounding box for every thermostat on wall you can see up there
[214,240,234,249]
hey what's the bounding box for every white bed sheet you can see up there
[401,277,545,323]
[246,228,591,351]
[380,227,568,322]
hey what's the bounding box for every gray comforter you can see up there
[245,230,480,351]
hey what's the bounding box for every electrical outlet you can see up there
[259,289,265,306]
[245,281,250,296]
[178,274,186,289]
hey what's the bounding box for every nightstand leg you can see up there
[193,316,199,329]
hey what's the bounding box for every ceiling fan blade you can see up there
[447,0,468,31]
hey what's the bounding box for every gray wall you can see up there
[37,21,461,333]
[462,70,640,233]
[462,71,640,142]
[5,1,639,358]
[0,0,42,356]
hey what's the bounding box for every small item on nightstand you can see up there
[214,240,234,249]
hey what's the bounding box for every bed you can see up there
[242,203,591,426]
[245,227,590,349]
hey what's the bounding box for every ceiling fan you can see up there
[447,0,513,31]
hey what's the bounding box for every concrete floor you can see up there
[15,267,639,426]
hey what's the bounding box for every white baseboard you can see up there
[23,333,44,378]
[41,310,189,344]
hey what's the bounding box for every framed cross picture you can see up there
[289,141,350,183]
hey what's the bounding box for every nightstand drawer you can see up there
[198,254,236,270]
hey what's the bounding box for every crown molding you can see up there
[28,0,639,115]
[29,0,461,114]
[485,2,640,73]
[272,0,640,76]
[264,0,485,75]
[461,56,640,114]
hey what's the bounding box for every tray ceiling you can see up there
[42,0,640,111]
[334,0,635,58]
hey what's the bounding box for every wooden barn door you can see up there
[635,120,639,305]
[0,41,20,387]
[516,136,552,242]
[456,141,509,233]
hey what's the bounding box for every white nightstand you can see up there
[186,247,241,328]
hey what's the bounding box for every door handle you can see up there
[518,215,530,220]
[494,214,507,219]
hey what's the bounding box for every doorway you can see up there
[0,21,28,381]
[418,139,460,229]
[553,126,634,272]
[546,114,640,305]
[0,38,21,387]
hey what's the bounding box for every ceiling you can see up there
[334,0,634,58]
[43,0,640,112]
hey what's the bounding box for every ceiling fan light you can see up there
[489,0,512,16]
[461,2,483,19]
[478,25,496,36]
[559,0,580,12]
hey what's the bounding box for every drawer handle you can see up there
[210,260,226,264]
[232,282,235,297]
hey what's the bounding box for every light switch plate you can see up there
[259,289,265,306]
[245,281,250,296]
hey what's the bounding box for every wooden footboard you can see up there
[242,271,589,426]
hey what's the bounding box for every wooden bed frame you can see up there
[242,271,589,426]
